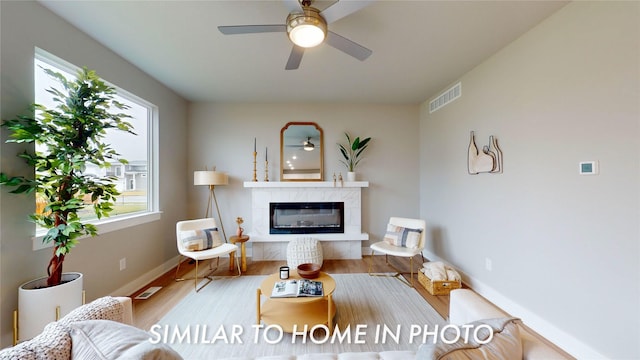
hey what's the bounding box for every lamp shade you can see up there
[194,170,229,186]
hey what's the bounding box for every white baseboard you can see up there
[421,250,606,359]
[109,255,179,298]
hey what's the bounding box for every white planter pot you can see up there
[347,172,357,182]
[18,272,83,341]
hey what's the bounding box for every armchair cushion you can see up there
[384,223,423,249]
[179,227,222,251]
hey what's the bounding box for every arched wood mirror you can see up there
[280,122,323,181]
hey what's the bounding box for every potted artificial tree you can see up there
[338,132,371,181]
[0,67,134,340]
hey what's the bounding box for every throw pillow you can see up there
[69,319,183,360]
[384,223,423,249]
[416,317,522,360]
[0,321,70,360]
[0,345,36,360]
[60,296,124,325]
[179,227,222,251]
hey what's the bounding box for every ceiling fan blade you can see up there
[320,0,374,24]
[218,24,286,35]
[325,31,372,61]
[282,0,303,12]
[285,45,305,70]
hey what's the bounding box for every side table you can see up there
[229,235,249,272]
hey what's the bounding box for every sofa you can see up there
[0,296,180,360]
[0,289,571,360]
[443,289,572,360]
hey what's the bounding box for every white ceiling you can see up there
[39,0,567,104]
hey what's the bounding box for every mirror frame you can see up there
[280,122,324,181]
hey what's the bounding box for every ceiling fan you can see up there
[218,0,373,70]
[286,137,316,151]
[302,137,315,151]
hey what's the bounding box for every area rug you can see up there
[154,274,446,359]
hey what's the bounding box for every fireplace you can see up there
[244,181,369,260]
[270,202,344,234]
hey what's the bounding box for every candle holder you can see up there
[252,152,257,182]
[264,160,269,182]
[279,266,289,280]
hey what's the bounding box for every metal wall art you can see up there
[468,131,503,174]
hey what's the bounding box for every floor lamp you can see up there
[194,169,229,242]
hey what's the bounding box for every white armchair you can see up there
[175,218,240,292]
[368,217,426,287]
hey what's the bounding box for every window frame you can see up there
[32,48,161,251]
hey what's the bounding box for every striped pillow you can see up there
[384,223,423,249]
[179,228,223,251]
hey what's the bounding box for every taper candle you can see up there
[254,137,256,152]
[265,147,268,161]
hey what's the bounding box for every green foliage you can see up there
[0,67,135,285]
[338,132,371,171]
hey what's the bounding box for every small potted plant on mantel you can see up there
[0,67,134,340]
[338,132,371,181]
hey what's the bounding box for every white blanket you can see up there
[422,261,460,281]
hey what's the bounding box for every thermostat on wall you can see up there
[579,161,599,175]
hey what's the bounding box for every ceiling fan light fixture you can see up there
[303,139,315,151]
[287,8,327,48]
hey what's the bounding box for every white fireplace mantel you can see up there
[244,181,369,260]
[243,181,369,188]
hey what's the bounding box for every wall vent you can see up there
[429,82,461,113]
[134,286,162,300]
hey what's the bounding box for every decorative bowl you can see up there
[297,263,321,279]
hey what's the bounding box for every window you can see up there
[33,49,159,248]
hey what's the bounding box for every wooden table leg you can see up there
[240,242,247,272]
[328,293,333,335]
[256,288,261,325]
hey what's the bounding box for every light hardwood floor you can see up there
[129,254,573,358]
[130,255,452,331]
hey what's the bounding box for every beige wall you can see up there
[0,1,189,347]
[187,103,420,251]
[420,2,639,358]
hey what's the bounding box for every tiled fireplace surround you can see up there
[244,181,369,260]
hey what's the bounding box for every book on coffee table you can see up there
[271,279,324,298]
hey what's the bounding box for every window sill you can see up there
[32,211,163,251]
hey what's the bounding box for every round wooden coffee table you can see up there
[256,270,336,334]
